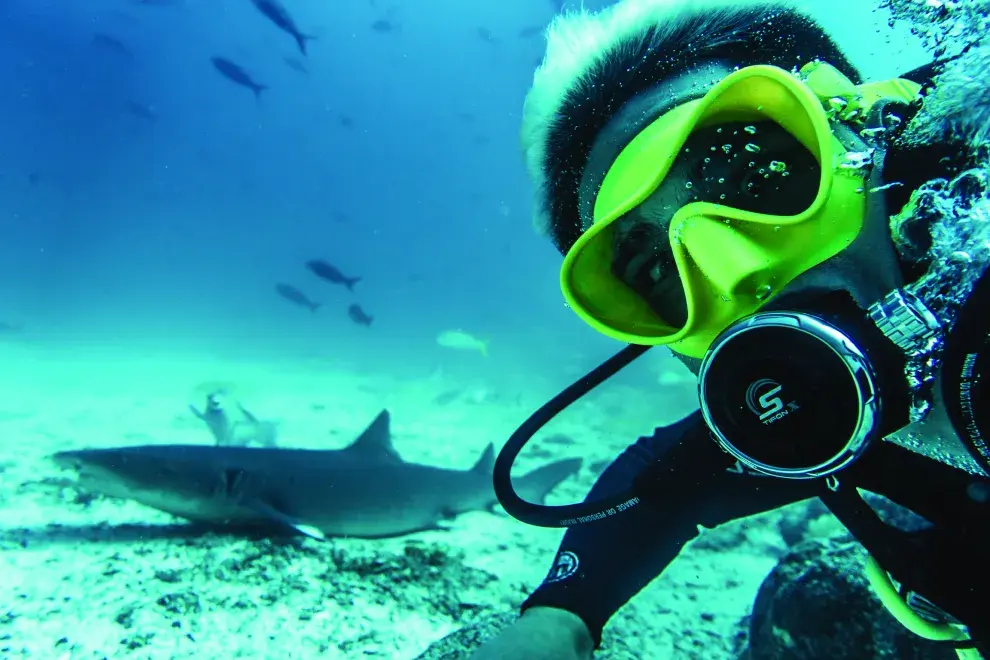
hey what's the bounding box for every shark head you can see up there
[51,446,239,521]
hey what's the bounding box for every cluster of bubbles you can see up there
[909,168,990,331]
[682,124,793,206]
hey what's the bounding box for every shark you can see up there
[52,409,581,539]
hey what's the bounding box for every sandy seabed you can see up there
[0,339,787,659]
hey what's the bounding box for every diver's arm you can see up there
[511,412,820,649]
[469,606,594,660]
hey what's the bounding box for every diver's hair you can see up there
[521,0,861,255]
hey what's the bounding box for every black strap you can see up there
[821,479,989,642]
[819,480,920,574]
[898,62,940,91]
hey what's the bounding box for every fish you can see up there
[211,57,267,99]
[51,410,582,539]
[283,56,308,74]
[518,25,544,39]
[188,392,232,445]
[234,403,279,448]
[250,0,315,56]
[371,19,395,33]
[190,393,278,448]
[348,303,373,327]
[437,330,489,357]
[275,283,320,312]
[306,259,360,291]
[91,33,133,58]
[125,100,158,122]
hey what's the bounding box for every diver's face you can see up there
[611,120,821,328]
[610,120,904,375]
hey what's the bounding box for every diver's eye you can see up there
[624,223,656,246]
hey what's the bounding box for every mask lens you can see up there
[612,120,821,326]
[684,120,820,214]
[611,225,687,326]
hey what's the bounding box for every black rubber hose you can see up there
[493,343,652,527]
[940,267,990,475]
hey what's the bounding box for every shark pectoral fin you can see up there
[244,499,326,540]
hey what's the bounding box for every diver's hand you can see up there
[469,606,594,660]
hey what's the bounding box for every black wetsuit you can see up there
[523,68,990,647]
[522,404,990,646]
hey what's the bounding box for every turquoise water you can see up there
[0,0,984,657]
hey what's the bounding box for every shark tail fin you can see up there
[471,443,496,475]
[513,457,583,504]
[237,402,259,424]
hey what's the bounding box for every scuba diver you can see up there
[475,0,990,658]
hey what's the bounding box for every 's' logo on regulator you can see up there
[746,378,800,425]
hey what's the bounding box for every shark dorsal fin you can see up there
[344,409,402,463]
[471,443,495,474]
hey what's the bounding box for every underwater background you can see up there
[0,0,961,658]
[0,0,927,379]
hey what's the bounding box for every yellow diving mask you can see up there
[560,62,922,358]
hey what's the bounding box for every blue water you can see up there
[0,0,931,384]
[0,0,633,388]
[0,2,967,658]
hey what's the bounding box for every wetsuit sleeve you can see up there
[521,410,818,647]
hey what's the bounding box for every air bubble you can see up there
[828,97,849,112]
[745,143,761,153]
[840,150,874,171]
